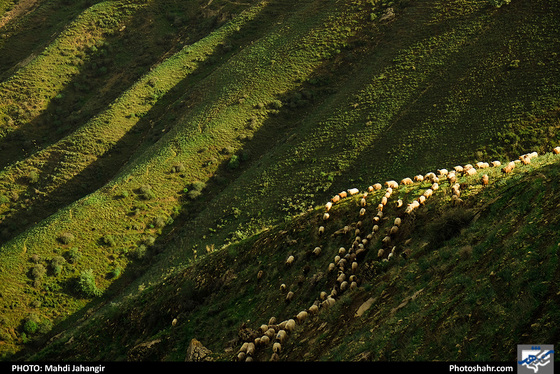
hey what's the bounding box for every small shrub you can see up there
[23,320,38,335]
[109,266,121,279]
[228,155,240,170]
[58,232,75,245]
[191,181,206,192]
[172,163,185,173]
[50,256,66,276]
[66,247,81,264]
[29,254,40,264]
[31,264,46,280]
[101,234,116,247]
[76,269,102,297]
[28,171,39,184]
[187,190,202,200]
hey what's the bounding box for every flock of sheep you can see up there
[234,146,560,361]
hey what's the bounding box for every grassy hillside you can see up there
[0,0,559,360]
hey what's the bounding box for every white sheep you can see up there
[276,329,288,343]
[418,195,426,205]
[359,207,366,216]
[313,246,322,256]
[323,212,330,221]
[318,226,325,235]
[423,189,433,198]
[396,199,403,207]
[502,161,515,174]
[401,177,413,185]
[286,255,295,266]
[414,175,424,182]
[273,342,282,354]
[285,319,296,332]
[308,304,319,315]
[394,217,402,226]
[465,167,477,176]
[437,169,449,177]
[360,198,367,207]
[491,160,501,167]
[351,261,358,272]
[260,335,270,346]
[338,191,348,199]
[481,174,489,186]
[246,342,255,356]
[285,291,294,302]
[325,201,332,211]
[385,180,399,189]
[372,224,379,233]
[321,297,336,309]
[296,311,308,324]
[453,165,464,173]
[339,247,347,256]
[340,281,349,292]
[373,183,382,190]
[348,188,360,196]
[553,146,560,154]
[389,225,399,235]
[431,182,439,191]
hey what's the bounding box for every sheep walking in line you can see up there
[385,180,399,189]
[502,161,515,174]
[401,177,413,185]
[554,146,560,154]
[482,174,489,186]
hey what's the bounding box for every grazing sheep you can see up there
[448,172,457,184]
[385,180,399,189]
[318,226,325,235]
[261,335,270,346]
[396,199,403,207]
[246,342,255,356]
[437,169,449,177]
[372,224,379,233]
[520,155,531,165]
[482,174,489,186]
[269,317,277,325]
[424,172,436,181]
[414,175,424,182]
[270,352,280,361]
[377,203,384,211]
[338,191,348,199]
[321,297,336,309]
[340,281,349,292]
[394,217,402,226]
[367,185,374,192]
[337,273,346,283]
[360,198,367,207]
[339,247,347,256]
[308,304,319,315]
[373,183,382,190]
[313,246,322,256]
[286,255,295,266]
[423,189,433,198]
[351,261,358,272]
[296,311,308,324]
[348,188,360,196]
[320,291,328,300]
[285,291,294,302]
[273,342,282,354]
[553,146,560,154]
[418,195,426,205]
[491,160,501,167]
[325,201,332,211]
[454,165,464,173]
[381,196,388,206]
[331,195,340,204]
[260,324,269,334]
[401,177,413,185]
[237,351,247,361]
[265,328,276,339]
[280,283,287,292]
[359,207,366,216]
[389,225,399,235]
[285,319,296,332]
[476,162,489,169]
[382,236,391,245]
[431,182,439,191]
[502,161,515,174]
[465,167,477,176]
[323,212,330,221]
[276,330,288,343]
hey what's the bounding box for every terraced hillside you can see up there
[0,0,559,360]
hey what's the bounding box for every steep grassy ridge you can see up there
[0,0,559,359]
[22,150,560,361]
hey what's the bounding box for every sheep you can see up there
[437,169,449,177]
[325,201,332,211]
[320,291,328,300]
[401,177,413,185]
[373,183,382,190]
[553,146,560,154]
[453,165,464,173]
[348,188,360,196]
[276,329,288,343]
[448,172,457,184]
[273,342,282,354]
[323,212,330,221]
[260,335,270,346]
[280,283,287,292]
[360,198,367,207]
[418,195,426,205]
[431,182,439,191]
[339,247,347,256]
[351,261,358,273]
[257,270,264,281]
[270,352,280,361]
[246,342,255,356]
[491,160,501,167]
[414,174,424,182]
[269,317,277,325]
[359,207,366,216]
[260,324,269,334]
[265,328,276,339]
[382,236,391,245]
[285,291,294,302]
[340,281,349,292]
[321,297,336,309]
[377,203,384,211]
[308,304,319,315]
[237,351,247,361]
[313,246,322,256]
[385,180,399,189]
[367,185,374,192]
[372,224,379,233]
[377,210,384,218]
[394,217,402,226]
[296,310,308,324]
[481,174,489,186]
[476,162,489,169]
[338,191,348,199]
[389,225,399,235]
[381,196,388,206]
[425,172,436,181]
[423,189,433,198]
[520,155,531,165]
[331,195,340,204]
[337,273,346,283]
[318,226,325,235]
[465,167,477,176]
[286,255,295,266]
[396,199,403,207]
[452,183,461,197]
[502,161,515,174]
